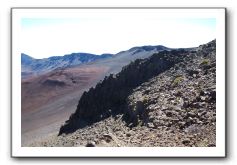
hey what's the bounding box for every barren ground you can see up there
[21,66,108,146]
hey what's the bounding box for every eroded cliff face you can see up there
[58,39,216,143]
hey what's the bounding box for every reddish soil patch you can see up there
[22,66,108,114]
[21,65,109,146]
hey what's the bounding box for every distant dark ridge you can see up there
[47,52,113,62]
[58,40,216,135]
[21,52,113,78]
[21,45,173,80]
[116,45,170,56]
[21,53,35,65]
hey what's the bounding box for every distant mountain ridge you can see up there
[21,52,113,78]
[116,45,170,56]
[84,45,171,76]
[21,45,171,78]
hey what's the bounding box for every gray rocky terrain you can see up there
[22,45,171,146]
[28,40,216,147]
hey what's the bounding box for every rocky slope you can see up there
[22,45,171,146]
[29,40,216,147]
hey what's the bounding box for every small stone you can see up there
[211,118,216,122]
[113,127,121,132]
[192,102,198,108]
[171,118,180,122]
[186,117,194,126]
[144,89,150,94]
[157,133,162,138]
[126,132,132,137]
[178,121,186,129]
[154,120,165,127]
[210,89,216,100]
[182,139,191,145]
[147,122,155,128]
[103,134,113,143]
[198,111,207,117]
[207,143,216,147]
[200,116,207,122]
[169,130,175,134]
[85,141,96,147]
[183,101,189,108]
[174,90,182,97]
[174,106,182,111]
[166,111,173,117]
[197,120,203,124]
[187,112,196,118]
[200,90,205,96]
[200,96,206,101]
[161,105,169,111]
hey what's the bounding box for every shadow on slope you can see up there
[58,49,193,135]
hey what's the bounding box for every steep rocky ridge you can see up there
[28,40,216,147]
[58,40,216,139]
[21,45,171,146]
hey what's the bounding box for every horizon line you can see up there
[21,39,216,59]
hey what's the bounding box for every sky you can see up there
[21,11,216,59]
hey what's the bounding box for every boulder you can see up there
[85,141,96,147]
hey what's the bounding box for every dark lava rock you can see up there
[85,141,96,147]
[207,143,216,147]
[166,111,173,117]
[182,139,191,145]
[210,89,216,100]
[58,40,216,148]
[31,40,217,148]
[126,132,132,137]
[187,112,196,118]
[59,48,191,134]
[103,134,113,143]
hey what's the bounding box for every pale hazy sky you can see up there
[21,11,216,59]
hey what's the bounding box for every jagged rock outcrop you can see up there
[28,40,216,147]
[58,40,216,137]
